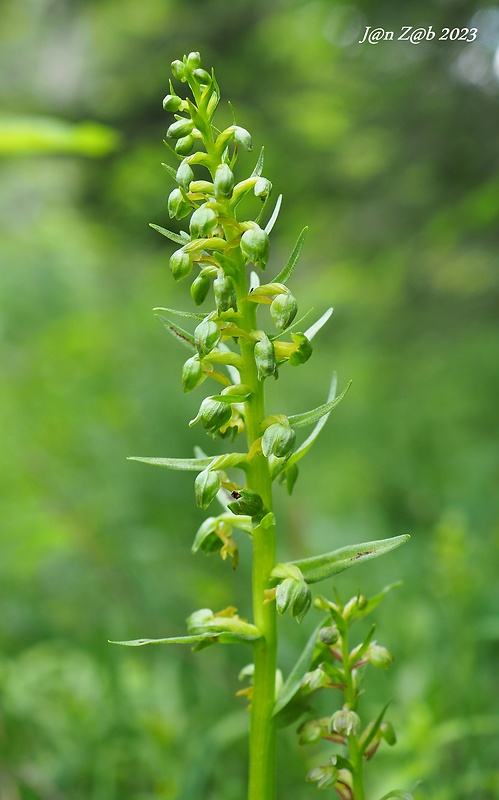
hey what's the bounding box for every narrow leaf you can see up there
[273,227,309,284]
[110,631,259,647]
[155,314,196,351]
[360,702,390,756]
[273,618,326,717]
[153,306,207,320]
[288,535,410,585]
[378,792,414,800]
[251,146,265,177]
[305,307,333,341]
[149,222,188,245]
[264,194,282,235]
[161,162,178,180]
[127,456,215,471]
[287,373,337,468]
[288,382,351,429]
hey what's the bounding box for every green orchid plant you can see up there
[111,52,413,800]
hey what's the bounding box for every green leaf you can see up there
[360,702,390,756]
[251,146,265,177]
[264,194,282,234]
[305,307,333,341]
[161,162,178,180]
[287,535,410,585]
[155,314,197,351]
[273,227,309,284]
[349,582,403,624]
[127,456,215,471]
[149,223,189,246]
[287,373,337,468]
[378,792,414,800]
[109,631,259,647]
[288,381,351,429]
[0,116,119,156]
[153,306,207,320]
[273,618,326,717]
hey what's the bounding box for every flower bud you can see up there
[270,292,298,330]
[380,721,397,746]
[261,422,296,458]
[186,51,201,70]
[181,355,204,393]
[298,718,329,745]
[254,177,272,198]
[214,163,235,198]
[228,489,264,517]
[190,273,211,305]
[240,225,269,269]
[168,187,191,219]
[167,118,194,139]
[366,643,394,670]
[213,269,237,313]
[162,94,182,112]
[192,68,211,85]
[175,134,195,156]
[176,160,194,189]
[169,248,191,281]
[195,469,222,510]
[171,59,187,81]
[234,125,252,151]
[254,333,278,381]
[302,667,330,692]
[276,576,311,622]
[289,333,312,366]
[306,761,339,790]
[319,625,340,645]
[190,206,218,239]
[329,707,361,737]
[194,319,221,357]
[190,396,232,434]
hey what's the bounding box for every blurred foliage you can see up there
[1,0,499,798]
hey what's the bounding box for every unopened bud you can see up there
[261,421,296,458]
[175,134,195,156]
[380,721,397,746]
[163,94,182,112]
[329,707,361,737]
[192,68,211,85]
[190,205,218,239]
[306,761,339,790]
[298,718,329,745]
[254,333,278,381]
[181,355,204,393]
[276,576,311,622]
[169,248,191,281]
[176,160,194,189]
[240,225,269,269]
[270,292,298,330]
[195,469,222,510]
[214,163,235,198]
[319,626,340,645]
[186,51,201,70]
[228,489,264,517]
[234,126,252,151]
[190,396,232,434]
[190,273,211,305]
[167,118,194,139]
[213,269,237,313]
[366,643,394,670]
[171,59,187,81]
[254,177,272,198]
[302,667,330,692]
[194,319,221,357]
[168,187,191,219]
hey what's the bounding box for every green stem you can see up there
[341,625,366,800]
[238,288,277,800]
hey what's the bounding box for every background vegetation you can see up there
[1,0,498,798]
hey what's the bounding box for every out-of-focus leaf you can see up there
[378,792,414,800]
[264,194,282,234]
[0,116,119,156]
[305,307,333,341]
[273,618,326,717]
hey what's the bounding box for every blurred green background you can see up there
[1,0,499,798]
